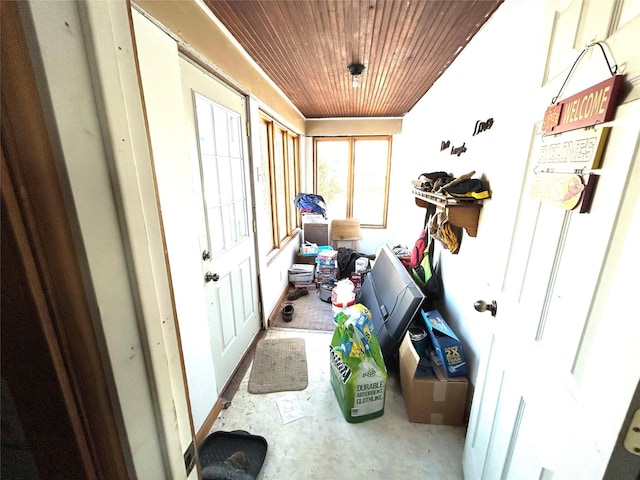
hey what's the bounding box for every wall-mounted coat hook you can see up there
[474,300,497,317]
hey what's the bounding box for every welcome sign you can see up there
[542,75,624,135]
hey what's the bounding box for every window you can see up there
[257,119,274,256]
[258,114,300,256]
[314,136,391,227]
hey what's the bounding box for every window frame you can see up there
[313,136,392,228]
[258,112,301,256]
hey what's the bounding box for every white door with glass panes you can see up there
[180,57,260,393]
[463,1,640,478]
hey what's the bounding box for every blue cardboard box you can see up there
[421,309,468,378]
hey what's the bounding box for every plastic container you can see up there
[355,257,369,273]
[331,289,355,307]
[331,279,356,317]
[331,279,354,299]
[332,297,355,318]
[199,430,267,478]
[408,326,428,357]
[300,242,318,255]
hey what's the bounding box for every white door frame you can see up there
[21,1,198,477]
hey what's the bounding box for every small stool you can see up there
[331,219,361,251]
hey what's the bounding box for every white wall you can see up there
[392,0,547,383]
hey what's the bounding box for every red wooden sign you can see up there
[542,75,624,135]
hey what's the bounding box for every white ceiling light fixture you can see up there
[348,63,365,88]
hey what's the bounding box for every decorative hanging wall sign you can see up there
[542,75,624,135]
[530,173,586,210]
[529,127,608,212]
[532,43,623,212]
[536,127,610,171]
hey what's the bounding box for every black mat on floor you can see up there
[199,430,267,478]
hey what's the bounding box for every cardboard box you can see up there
[399,334,468,426]
[421,309,468,378]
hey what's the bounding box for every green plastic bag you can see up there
[329,305,387,423]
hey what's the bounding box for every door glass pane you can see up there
[227,112,241,158]
[200,154,221,206]
[194,95,248,255]
[235,200,248,238]
[195,99,215,156]
[218,156,232,205]
[231,158,244,201]
[229,202,239,244]
[213,107,230,157]
[316,140,349,219]
[353,139,389,226]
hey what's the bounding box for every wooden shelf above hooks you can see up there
[413,188,483,237]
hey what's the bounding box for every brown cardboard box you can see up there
[399,334,468,426]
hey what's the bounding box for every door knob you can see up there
[205,271,219,282]
[202,250,211,261]
[474,300,497,316]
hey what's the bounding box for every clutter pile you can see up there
[407,170,490,257]
[293,193,327,217]
[399,309,468,426]
[315,248,339,285]
[429,211,462,254]
[411,170,490,200]
[336,247,375,280]
[283,263,316,322]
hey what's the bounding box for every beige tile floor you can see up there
[210,328,466,479]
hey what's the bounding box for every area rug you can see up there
[271,288,335,331]
[248,338,308,394]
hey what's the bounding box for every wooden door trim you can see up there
[1,2,131,478]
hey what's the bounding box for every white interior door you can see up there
[180,58,260,393]
[463,1,640,478]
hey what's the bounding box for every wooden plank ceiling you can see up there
[203,0,504,118]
